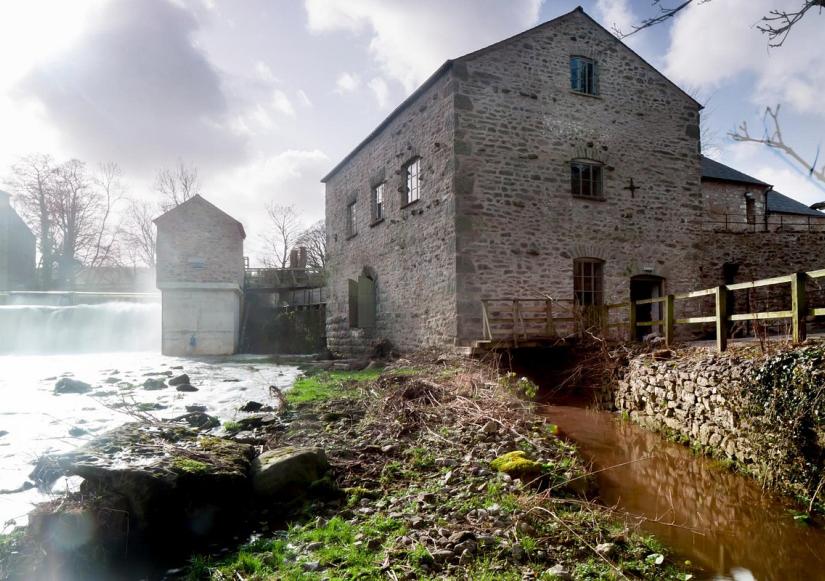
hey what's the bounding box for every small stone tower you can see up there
[154,195,246,356]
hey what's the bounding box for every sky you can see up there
[0,0,823,264]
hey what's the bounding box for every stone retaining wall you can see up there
[614,352,758,464]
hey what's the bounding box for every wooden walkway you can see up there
[476,268,825,353]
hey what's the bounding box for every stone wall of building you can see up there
[155,196,244,287]
[451,9,703,345]
[324,72,457,356]
[702,181,768,232]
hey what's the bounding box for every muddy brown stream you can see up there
[542,405,825,581]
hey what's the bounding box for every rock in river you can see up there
[54,378,92,394]
[169,373,190,386]
[30,422,254,554]
[176,383,199,392]
[143,378,167,390]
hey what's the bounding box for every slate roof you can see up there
[767,189,825,218]
[700,156,770,186]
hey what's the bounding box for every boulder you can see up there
[169,374,190,386]
[54,378,92,394]
[251,447,330,498]
[143,378,167,390]
[30,422,254,550]
[175,412,219,430]
[175,384,199,392]
[239,401,264,413]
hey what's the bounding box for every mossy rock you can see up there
[490,451,543,481]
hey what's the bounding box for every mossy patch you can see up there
[287,369,383,404]
[172,458,209,474]
[490,450,543,481]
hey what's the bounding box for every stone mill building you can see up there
[322,6,825,356]
[323,6,703,355]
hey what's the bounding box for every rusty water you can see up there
[542,403,825,580]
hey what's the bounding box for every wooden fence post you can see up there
[715,286,728,353]
[628,301,636,342]
[791,271,808,344]
[664,294,675,347]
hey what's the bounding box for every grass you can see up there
[286,369,384,404]
[222,420,242,432]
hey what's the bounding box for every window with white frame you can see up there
[346,200,357,237]
[404,157,421,205]
[570,160,603,199]
[372,182,385,222]
[570,56,597,95]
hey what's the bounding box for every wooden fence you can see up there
[480,268,825,352]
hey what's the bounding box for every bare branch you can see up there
[616,0,696,39]
[261,203,303,269]
[729,104,825,183]
[757,0,825,47]
[155,160,201,211]
[295,220,327,271]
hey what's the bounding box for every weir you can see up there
[0,300,161,354]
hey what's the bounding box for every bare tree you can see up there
[617,1,822,46]
[730,104,825,184]
[85,162,125,270]
[262,203,302,268]
[296,220,327,270]
[120,198,159,268]
[155,160,200,211]
[7,154,58,288]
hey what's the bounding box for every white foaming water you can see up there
[0,301,161,354]
[0,352,301,529]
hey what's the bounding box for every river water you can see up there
[542,405,825,581]
[0,302,301,530]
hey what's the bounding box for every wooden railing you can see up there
[480,268,825,352]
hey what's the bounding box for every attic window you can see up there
[570,56,597,95]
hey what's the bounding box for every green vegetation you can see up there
[222,421,242,433]
[499,371,539,399]
[172,458,210,474]
[287,369,384,404]
[490,450,543,482]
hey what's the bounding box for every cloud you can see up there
[665,0,825,116]
[594,0,635,37]
[334,72,361,94]
[15,0,246,172]
[296,89,313,108]
[208,149,330,263]
[305,0,543,93]
[368,77,390,108]
[271,89,295,116]
[254,61,279,84]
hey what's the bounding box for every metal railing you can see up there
[702,214,825,233]
[244,267,326,290]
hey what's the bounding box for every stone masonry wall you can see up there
[702,181,769,232]
[615,353,755,462]
[155,198,244,288]
[324,72,457,356]
[452,10,703,344]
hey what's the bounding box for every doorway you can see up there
[630,275,665,340]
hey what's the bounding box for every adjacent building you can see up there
[154,195,245,356]
[0,190,36,291]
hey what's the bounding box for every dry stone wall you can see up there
[615,353,755,462]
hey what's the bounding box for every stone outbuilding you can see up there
[154,195,245,356]
[0,190,36,291]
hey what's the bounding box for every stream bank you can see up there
[178,353,693,580]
